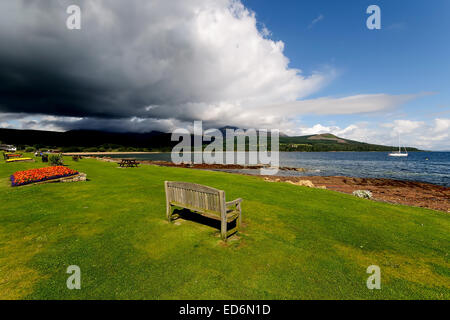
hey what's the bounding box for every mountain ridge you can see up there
[0,128,421,152]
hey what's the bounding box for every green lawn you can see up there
[0,156,449,299]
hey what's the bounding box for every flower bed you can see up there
[11,166,79,187]
[6,158,34,163]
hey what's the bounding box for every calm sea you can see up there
[108,152,450,187]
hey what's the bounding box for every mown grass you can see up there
[0,155,449,299]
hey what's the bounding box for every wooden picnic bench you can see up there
[164,181,242,241]
[119,158,140,168]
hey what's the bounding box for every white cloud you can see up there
[390,120,425,134]
[308,14,324,29]
[296,122,376,143]
[434,118,450,133]
[0,0,334,127]
[271,93,425,116]
[297,118,450,150]
[298,124,335,135]
[213,93,423,130]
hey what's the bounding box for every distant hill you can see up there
[279,133,420,152]
[0,128,175,152]
[0,128,420,152]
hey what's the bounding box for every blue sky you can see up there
[242,0,450,149]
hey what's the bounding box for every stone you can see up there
[286,180,315,188]
[352,190,373,199]
[61,173,87,183]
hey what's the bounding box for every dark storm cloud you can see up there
[0,0,163,120]
[0,0,330,132]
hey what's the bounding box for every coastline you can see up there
[261,175,449,213]
[62,151,430,155]
[62,152,162,156]
[94,157,450,212]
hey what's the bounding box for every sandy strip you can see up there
[62,152,162,156]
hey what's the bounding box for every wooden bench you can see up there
[164,181,242,241]
[119,159,140,167]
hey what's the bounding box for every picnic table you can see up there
[119,158,140,168]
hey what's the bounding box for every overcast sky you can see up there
[0,0,448,150]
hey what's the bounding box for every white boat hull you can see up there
[389,153,408,157]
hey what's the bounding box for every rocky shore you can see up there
[261,176,449,213]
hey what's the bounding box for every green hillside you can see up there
[279,134,420,152]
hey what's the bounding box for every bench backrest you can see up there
[165,181,225,216]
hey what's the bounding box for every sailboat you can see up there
[389,134,408,157]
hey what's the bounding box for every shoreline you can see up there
[63,152,162,156]
[94,158,449,212]
[61,151,445,156]
[260,175,449,213]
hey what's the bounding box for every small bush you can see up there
[25,147,35,153]
[49,154,64,166]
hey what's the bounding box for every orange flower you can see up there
[11,166,78,186]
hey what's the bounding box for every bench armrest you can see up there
[226,198,242,208]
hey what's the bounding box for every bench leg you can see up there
[221,218,227,241]
[166,204,172,222]
[237,203,242,233]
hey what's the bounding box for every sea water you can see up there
[108,152,450,187]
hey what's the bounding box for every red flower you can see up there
[11,166,78,186]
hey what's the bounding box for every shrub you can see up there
[49,154,64,166]
[25,147,35,153]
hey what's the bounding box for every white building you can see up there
[0,144,17,152]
